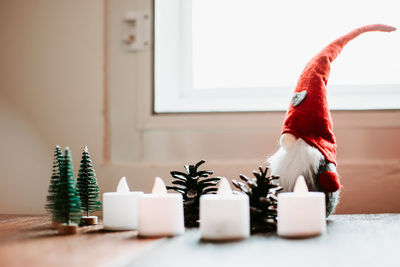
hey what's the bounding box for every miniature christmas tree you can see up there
[77,146,101,225]
[45,145,64,225]
[54,147,82,234]
[233,165,282,233]
[167,160,221,228]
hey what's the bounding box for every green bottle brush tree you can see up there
[54,147,82,234]
[77,146,101,225]
[45,145,64,227]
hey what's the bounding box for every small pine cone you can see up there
[167,160,221,228]
[233,165,282,233]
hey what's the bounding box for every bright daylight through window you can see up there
[154,0,400,113]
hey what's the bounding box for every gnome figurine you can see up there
[268,24,396,215]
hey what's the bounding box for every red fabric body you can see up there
[319,171,341,192]
[282,24,396,166]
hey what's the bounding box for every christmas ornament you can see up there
[167,160,221,227]
[232,165,282,233]
[77,146,101,225]
[55,147,82,234]
[45,145,63,226]
[268,24,396,215]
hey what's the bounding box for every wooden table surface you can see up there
[0,215,162,267]
[1,214,399,267]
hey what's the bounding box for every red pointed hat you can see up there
[282,24,396,192]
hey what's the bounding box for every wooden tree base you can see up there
[81,216,98,226]
[51,221,61,228]
[58,224,79,235]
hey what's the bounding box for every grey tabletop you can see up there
[129,214,400,267]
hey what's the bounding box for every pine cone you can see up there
[167,160,220,228]
[233,165,282,233]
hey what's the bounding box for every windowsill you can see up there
[139,109,400,130]
[155,84,400,113]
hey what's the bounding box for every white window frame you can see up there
[154,0,400,113]
[105,0,400,216]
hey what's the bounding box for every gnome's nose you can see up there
[280,133,297,151]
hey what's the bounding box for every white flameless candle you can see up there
[200,178,250,240]
[103,177,143,231]
[138,177,184,237]
[277,175,326,237]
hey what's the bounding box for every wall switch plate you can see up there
[122,11,151,52]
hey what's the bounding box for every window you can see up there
[154,0,400,113]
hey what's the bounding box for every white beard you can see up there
[267,138,324,192]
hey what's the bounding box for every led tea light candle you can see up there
[277,175,326,237]
[103,177,143,231]
[200,178,250,240]
[138,177,184,237]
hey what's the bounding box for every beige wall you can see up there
[0,0,399,215]
[0,0,104,213]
